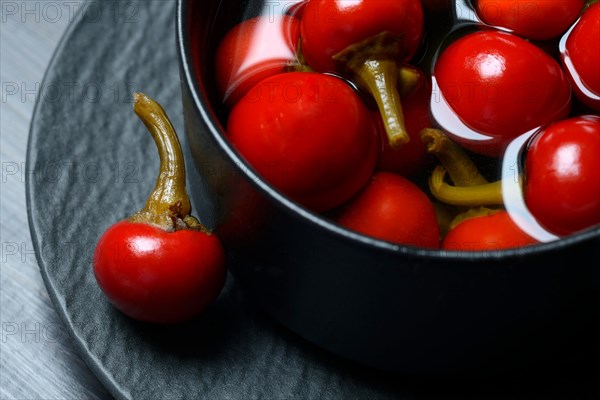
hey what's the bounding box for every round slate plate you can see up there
[26,1,595,399]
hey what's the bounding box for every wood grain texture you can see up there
[1,1,111,398]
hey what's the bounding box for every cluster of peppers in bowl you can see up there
[216,0,600,251]
[93,0,599,324]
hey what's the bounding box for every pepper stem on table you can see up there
[129,92,207,233]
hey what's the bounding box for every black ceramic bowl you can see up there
[176,0,596,375]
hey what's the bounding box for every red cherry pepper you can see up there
[442,210,538,251]
[215,15,301,108]
[525,115,600,236]
[475,0,584,41]
[434,30,572,156]
[333,172,440,249]
[93,93,226,324]
[300,0,424,148]
[561,2,600,111]
[227,72,378,212]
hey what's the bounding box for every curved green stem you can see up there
[359,59,408,147]
[129,93,202,231]
[333,32,409,148]
[420,128,488,187]
[429,166,503,206]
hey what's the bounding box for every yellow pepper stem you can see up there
[129,92,204,232]
[429,166,504,207]
[420,128,488,187]
[333,32,409,148]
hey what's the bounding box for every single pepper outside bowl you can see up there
[176,0,596,375]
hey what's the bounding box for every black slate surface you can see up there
[26,1,597,399]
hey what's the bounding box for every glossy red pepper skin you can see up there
[94,221,226,324]
[300,0,424,73]
[525,115,600,236]
[475,0,584,41]
[442,211,538,251]
[215,15,300,108]
[227,72,378,212]
[562,2,600,111]
[434,30,572,156]
[92,93,227,324]
[333,172,440,249]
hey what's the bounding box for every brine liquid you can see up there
[208,0,599,246]
[428,1,596,242]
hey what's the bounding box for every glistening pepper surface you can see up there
[93,93,226,324]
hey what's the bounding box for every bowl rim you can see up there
[175,0,600,262]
